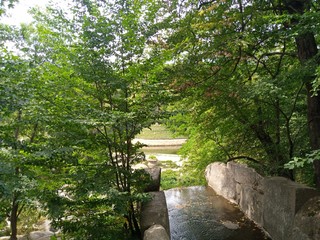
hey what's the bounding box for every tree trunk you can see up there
[295,32,320,188]
[9,197,19,240]
[130,201,141,236]
[306,81,320,188]
[283,0,320,188]
[250,123,294,179]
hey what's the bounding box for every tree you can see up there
[281,0,320,187]
[1,0,170,237]
[7,1,169,238]
[0,23,49,239]
[162,0,315,183]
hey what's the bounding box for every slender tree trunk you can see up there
[10,110,22,240]
[9,196,19,240]
[129,201,140,235]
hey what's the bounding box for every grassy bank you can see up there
[137,124,186,139]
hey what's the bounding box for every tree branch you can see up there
[227,155,262,165]
[198,0,215,10]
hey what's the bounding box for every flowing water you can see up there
[165,186,271,240]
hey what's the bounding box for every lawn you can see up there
[136,124,185,139]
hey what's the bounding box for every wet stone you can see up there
[165,186,270,240]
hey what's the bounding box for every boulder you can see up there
[239,183,264,226]
[143,224,170,240]
[262,177,319,240]
[205,162,237,203]
[227,161,263,186]
[144,167,161,192]
[205,161,320,240]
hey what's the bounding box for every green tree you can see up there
[163,0,316,184]
[0,0,18,16]
[0,24,49,239]
[280,0,320,187]
[12,1,169,238]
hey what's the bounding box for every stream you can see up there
[165,186,271,240]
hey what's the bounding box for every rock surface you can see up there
[205,161,320,240]
[143,224,170,240]
[205,162,237,202]
[140,191,170,238]
[261,177,318,240]
[144,167,161,192]
[290,196,320,240]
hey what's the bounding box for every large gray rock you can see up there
[205,161,320,240]
[205,162,237,203]
[227,162,264,225]
[140,191,170,238]
[228,161,263,186]
[143,224,170,240]
[144,167,161,192]
[239,183,264,226]
[261,177,319,240]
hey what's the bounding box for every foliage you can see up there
[161,167,206,190]
[160,170,190,190]
[1,0,170,238]
[136,124,185,140]
[0,24,49,238]
[285,150,319,169]
[1,0,320,238]
[162,0,317,184]
[161,170,180,190]
[32,1,163,237]
[0,0,18,16]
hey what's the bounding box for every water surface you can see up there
[165,186,270,240]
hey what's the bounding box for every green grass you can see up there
[161,170,180,190]
[137,124,185,139]
[159,160,179,169]
[160,169,204,190]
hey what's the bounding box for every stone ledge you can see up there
[206,161,320,240]
[140,191,170,239]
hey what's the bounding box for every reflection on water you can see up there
[165,186,270,240]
